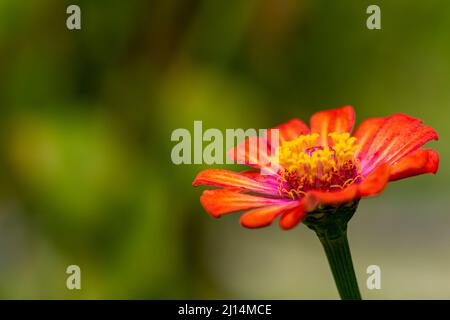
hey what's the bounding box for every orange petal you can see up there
[371,125,437,171]
[272,118,310,142]
[279,204,307,230]
[240,203,295,229]
[353,117,385,160]
[227,119,309,168]
[308,184,359,206]
[301,164,390,207]
[193,169,278,195]
[227,136,273,169]
[358,163,390,197]
[239,170,279,187]
[239,170,263,179]
[310,106,355,146]
[389,149,439,182]
[200,189,291,218]
[359,114,438,174]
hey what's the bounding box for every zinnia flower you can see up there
[192,106,439,230]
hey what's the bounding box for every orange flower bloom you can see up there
[193,106,439,230]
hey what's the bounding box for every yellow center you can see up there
[275,132,361,199]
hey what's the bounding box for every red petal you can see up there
[272,118,310,142]
[302,163,390,207]
[359,114,438,174]
[227,119,309,168]
[227,136,273,169]
[200,189,291,218]
[239,170,280,187]
[279,204,307,230]
[308,185,359,206]
[239,170,262,178]
[193,169,278,195]
[358,163,390,197]
[353,117,385,160]
[310,106,355,146]
[240,203,294,229]
[389,149,439,182]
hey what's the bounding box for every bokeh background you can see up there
[0,0,448,299]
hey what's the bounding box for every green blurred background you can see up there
[0,0,448,299]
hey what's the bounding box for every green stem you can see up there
[318,231,361,300]
[302,201,362,300]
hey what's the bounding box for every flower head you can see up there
[193,106,439,230]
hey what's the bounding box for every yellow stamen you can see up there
[275,132,361,198]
